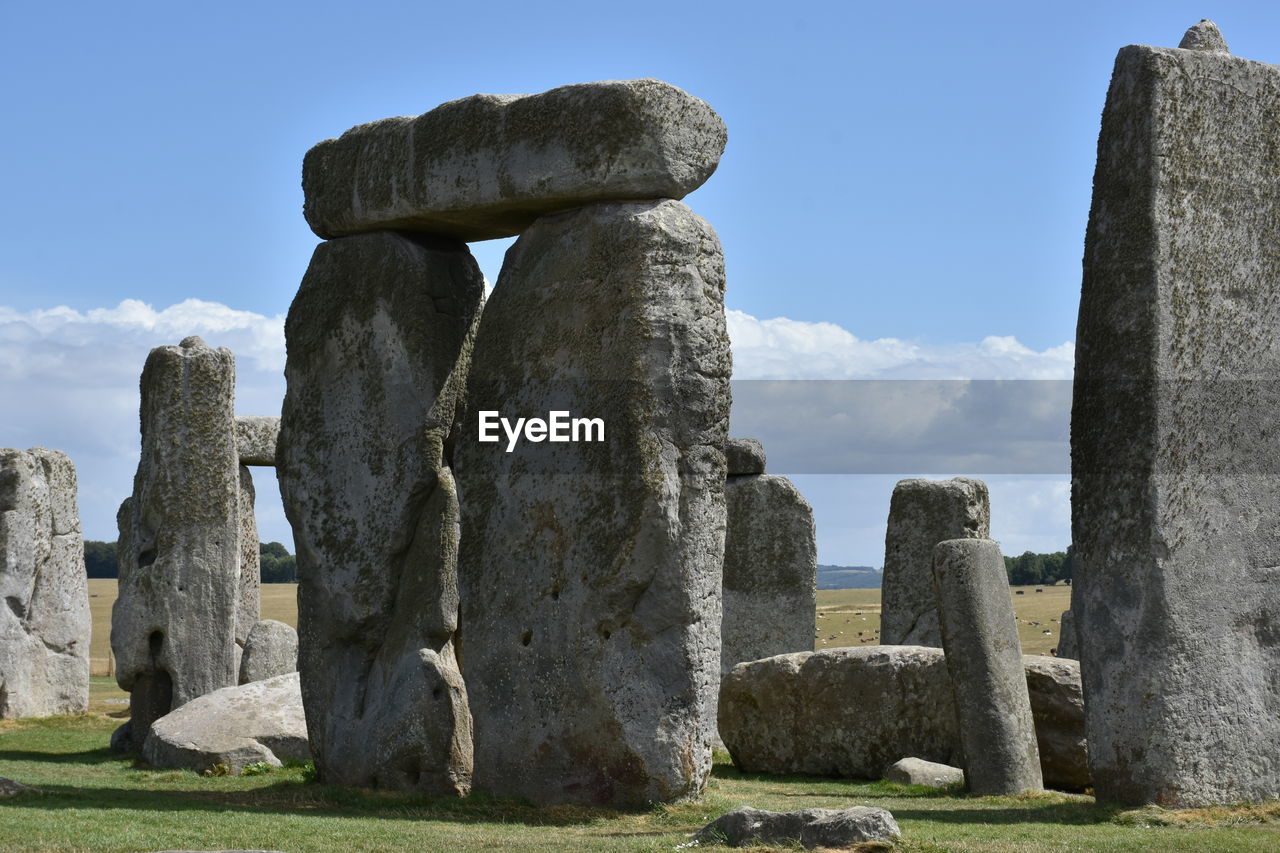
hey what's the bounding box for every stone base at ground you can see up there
[693,806,900,849]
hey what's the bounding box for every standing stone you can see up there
[303,80,727,241]
[0,448,90,718]
[881,478,989,647]
[1055,610,1078,660]
[724,438,765,475]
[932,538,1042,795]
[456,199,731,806]
[239,619,298,684]
[112,337,241,743]
[278,230,483,796]
[236,466,261,669]
[1023,655,1089,792]
[1073,23,1280,807]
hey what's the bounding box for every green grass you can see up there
[3,711,1279,852]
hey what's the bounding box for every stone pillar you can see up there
[881,478,989,647]
[457,199,731,806]
[278,231,483,796]
[1055,610,1078,660]
[932,538,1042,795]
[0,448,91,718]
[1072,20,1280,807]
[112,337,241,744]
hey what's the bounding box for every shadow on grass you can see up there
[0,747,123,767]
[889,801,1124,827]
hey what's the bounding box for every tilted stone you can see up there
[1073,27,1280,807]
[0,448,90,718]
[238,619,298,684]
[880,477,989,647]
[302,79,727,241]
[235,416,280,467]
[278,230,483,797]
[112,337,244,742]
[933,538,1042,795]
[725,437,765,475]
[456,199,731,806]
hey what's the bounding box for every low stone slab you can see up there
[693,806,900,849]
[238,619,298,684]
[725,437,765,475]
[142,672,308,774]
[235,416,280,467]
[885,757,964,788]
[302,79,727,241]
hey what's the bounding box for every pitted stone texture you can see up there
[112,337,242,740]
[720,647,1086,790]
[236,466,261,654]
[885,757,964,788]
[1179,19,1229,53]
[693,805,900,849]
[235,416,280,467]
[1073,38,1280,807]
[456,200,731,806]
[1056,609,1079,660]
[143,672,308,774]
[278,230,482,797]
[933,539,1042,795]
[725,438,765,475]
[881,478,988,648]
[0,448,90,718]
[303,79,727,241]
[239,619,298,684]
[1024,655,1089,792]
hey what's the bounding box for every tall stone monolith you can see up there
[932,538,1042,795]
[1072,20,1280,807]
[112,337,243,744]
[0,448,91,718]
[881,478,989,647]
[456,199,731,806]
[278,230,483,796]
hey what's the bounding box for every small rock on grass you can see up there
[885,756,964,788]
[693,805,900,848]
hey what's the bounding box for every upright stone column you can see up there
[881,478,989,647]
[112,337,241,744]
[1072,20,1280,807]
[932,538,1042,795]
[235,466,261,670]
[457,199,731,806]
[0,448,91,718]
[278,231,483,796]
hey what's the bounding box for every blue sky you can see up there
[2,2,1272,564]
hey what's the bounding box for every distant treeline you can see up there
[83,541,298,583]
[1004,546,1073,586]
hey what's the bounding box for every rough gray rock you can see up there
[1056,609,1078,660]
[880,478,989,647]
[1073,30,1280,807]
[302,79,727,242]
[278,230,482,797]
[236,466,261,663]
[235,416,280,467]
[112,337,245,743]
[1024,655,1089,792]
[0,448,91,718]
[885,757,964,788]
[1178,19,1229,53]
[238,619,298,684]
[143,672,308,774]
[933,538,1042,795]
[724,438,765,475]
[456,199,731,806]
[693,806,900,849]
[720,647,1086,790]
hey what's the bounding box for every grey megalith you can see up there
[278,230,482,796]
[0,448,90,718]
[1072,20,1280,806]
[235,416,280,467]
[881,478,989,647]
[456,199,731,806]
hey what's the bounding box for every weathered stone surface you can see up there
[720,647,1086,790]
[235,416,280,467]
[0,448,90,718]
[143,672,308,774]
[885,757,964,788]
[1179,19,1229,52]
[278,231,482,796]
[1023,655,1089,792]
[725,438,765,475]
[693,806,900,849]
[880,478,989,647]
[933,538,1041,794]
[238,619,297,684]
[303,79,727,242]
[236,466,261,660]
[112,337,242,742]
[1056,609,1078,660]
[1073,30,1280,807]
[456,200,731,806]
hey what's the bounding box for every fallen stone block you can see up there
[885,757,964,788]
[235,416,280,467]
[693,805,900,849]
[238,619,298,684]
